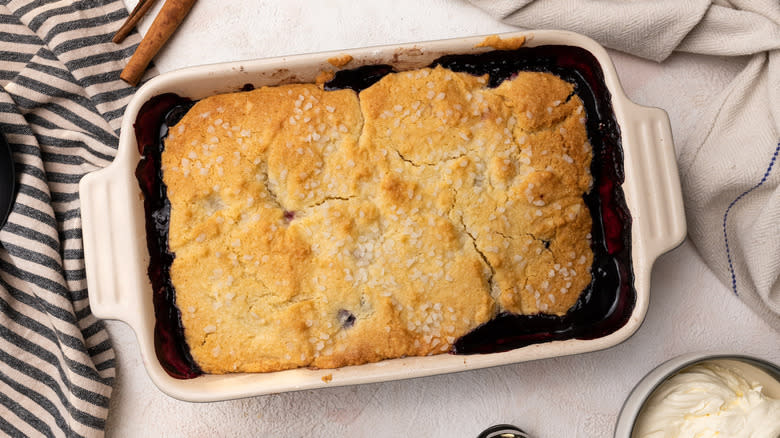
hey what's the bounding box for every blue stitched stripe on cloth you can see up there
[722,140,780,296]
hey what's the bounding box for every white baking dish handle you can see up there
[621,102,687,262]
[80,163,148,329]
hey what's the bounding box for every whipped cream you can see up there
[633,360,780,438]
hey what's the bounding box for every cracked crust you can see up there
[162,66,593,374]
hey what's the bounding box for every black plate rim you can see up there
[0,128,15,229]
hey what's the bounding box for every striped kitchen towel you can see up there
[0,0,148,436]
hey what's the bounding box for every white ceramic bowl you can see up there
[614,352,780,438]
[79,30,686,401]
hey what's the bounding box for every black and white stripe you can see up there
[0,1,147,436]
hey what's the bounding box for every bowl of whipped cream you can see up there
[614,351,780,438]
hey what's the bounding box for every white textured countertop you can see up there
[105,1,779,436]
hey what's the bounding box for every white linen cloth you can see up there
[468,0,780,332]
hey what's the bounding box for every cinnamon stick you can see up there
[120,0,197,86]
[113,0,159,44]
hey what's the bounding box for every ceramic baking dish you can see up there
[79,30,686,402]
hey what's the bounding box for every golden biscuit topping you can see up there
[162,66,593,374]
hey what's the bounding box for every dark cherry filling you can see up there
[135,45,633,378]
[337,309,357,329]
[135,94,201,379]
[323,64,395,92]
